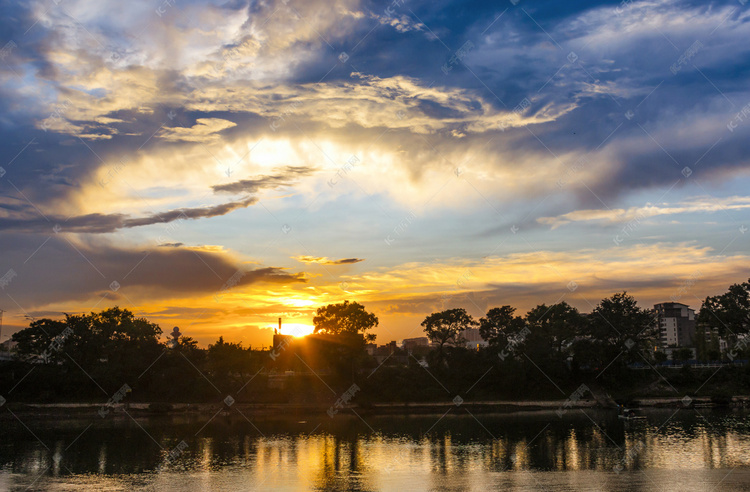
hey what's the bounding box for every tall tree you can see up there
[525,302,585,357]
[479,306,525,348]
[313,301,378,342]
[11,318,68,364]
[697,279,750,337]
[312,301,379,381]
[207,336,252,386]
[588,292,656,362]
[422,308,476,364]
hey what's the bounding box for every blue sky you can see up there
[0,0,748,346]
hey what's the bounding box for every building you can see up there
[402,337,429,350]
[0,339,15,361]
[0,339,16,352]
[655,302,696,348]
[460,328,488,349]
[272,318,294,352]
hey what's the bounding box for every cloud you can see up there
[335,241,750,316]
[213,166,315,194]
[293,255,364,265]
[537,196,750,229]
[158,118,237,142]
[0,233,307,311]
[0,196,258,233]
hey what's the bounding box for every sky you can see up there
[0,0,749,348]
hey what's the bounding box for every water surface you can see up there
[1,408,749,491]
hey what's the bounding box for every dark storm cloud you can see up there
[0,233,306,309]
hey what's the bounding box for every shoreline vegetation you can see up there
[4,395,750,418]
[2,281,750,413]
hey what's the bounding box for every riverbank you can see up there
[4,395,749,418]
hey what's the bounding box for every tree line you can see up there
[1,279,748,404]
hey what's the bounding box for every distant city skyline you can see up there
[1,0,749,347]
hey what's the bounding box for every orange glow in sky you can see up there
[278,323,316,338]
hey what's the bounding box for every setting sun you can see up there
[278,323,315,338]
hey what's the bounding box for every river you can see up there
[1,408,749,491]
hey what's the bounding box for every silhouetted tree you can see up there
[422,308,476,366]
[11,318,68,364]
[312,301,379,382]
[587,292,657,364]
[479,306,525,348]
[313,301,378,342]
[697,278,750,338]
[525,302,585,358]
[207,336,252,386]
